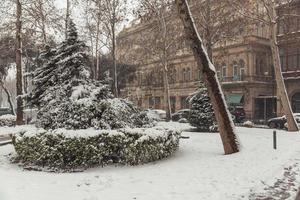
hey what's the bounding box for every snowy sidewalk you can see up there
[1,125,300,200]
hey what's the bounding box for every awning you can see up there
[227,94,244,105]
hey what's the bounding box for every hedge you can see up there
[12,126,181,171]
[0,114,16,127]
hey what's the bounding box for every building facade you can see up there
[117,0,300,122]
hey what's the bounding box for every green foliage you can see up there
[188,83,216,132]
[12,127,181,171]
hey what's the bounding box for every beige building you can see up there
[117,1,300,122]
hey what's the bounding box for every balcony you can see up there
[220,75,274,83]
[283,71,300,80]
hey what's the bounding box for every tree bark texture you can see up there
[176,0,240,154]
[16,0,24,125]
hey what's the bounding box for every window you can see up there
[239,60,245,81]
[217,71,221,80]
[182,68,186,82]
[186,68,191,81]
[222,64,227,79]
[149,97,154,109]
[233,61,239,77]
[180,96,189,109]
[287,54,297,70]
[255,58,264,75]
[198,69,202,81]
[240,68,245,81]
[154,97,161,109]
[280,49,287,71]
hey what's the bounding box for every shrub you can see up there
[243,120,254,128]
[36,83,154,130]
[188,83,216,132]
[12,126,181,171]
[0,114,16,127]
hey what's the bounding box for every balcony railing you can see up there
[220,75,274,83]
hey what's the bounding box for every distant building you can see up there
[117,1,300,122]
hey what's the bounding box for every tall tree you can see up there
[22,0,63,46]
[229,0,299,132]
[176,0,240,154]
[102,0,127,97]
[136,0,175,121]
[83,0,107,80]
[65,0,78,38]
[16,0,24,125]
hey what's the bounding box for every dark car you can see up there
[171,109,190,122]
[0,107,12,116]
[267,113,300,129]
[230,106,246,123]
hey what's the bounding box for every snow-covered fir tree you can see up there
[30,19,152,130]
[188,83,216,132]
[29,45,58,107]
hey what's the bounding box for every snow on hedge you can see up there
[12,126,181,171]
[0,114,16,127]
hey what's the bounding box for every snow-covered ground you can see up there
[1,123,300,200]
[0,125,35,136]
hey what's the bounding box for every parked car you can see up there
[145,109,166,121]
[230,106,246,123]
[171,109,190,122]
[267,113,300,129]
[0,107,13,116]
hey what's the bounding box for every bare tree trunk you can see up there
[90,37,96,79]
[112,22,118,97]
[0,81,15,115]
[16,0,24,125]
[176,0,240,154]
[163,62,172,121]
[161,15,172,121]
[95,18,101,80]
[268,3,298,132]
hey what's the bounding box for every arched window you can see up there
[233,61,239,79]
[221,63,227,79]
[182,68,186,82]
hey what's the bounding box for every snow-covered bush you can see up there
[0,114,16,127]
[178,118,188,123]
[36,79,152,130]
[188,83,216,132]
[12,126,181,170]
[209,124,218,132]
[243,120,254,128]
